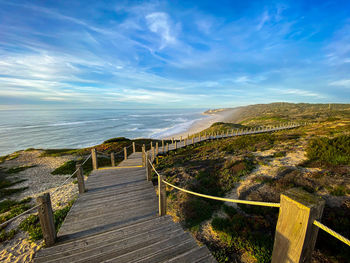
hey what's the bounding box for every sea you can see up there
[0,109,207,156]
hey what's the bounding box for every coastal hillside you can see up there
[155,103,350,263]
[0,102,349,262]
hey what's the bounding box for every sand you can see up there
[165,108,239,140]
[0,150,80,263]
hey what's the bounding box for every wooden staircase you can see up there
[34,153,216,262]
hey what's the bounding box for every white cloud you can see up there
[146,12,176,49]
[257,11,270,31]
[329,79,350,87]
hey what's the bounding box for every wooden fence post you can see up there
[152,146,155,160]
[156,142,159,155]
[184,139,187,146]
[124,147,127,160]
[76,164,85,194]
[142,145,146,167]
[162,140,164,152]
[166,143,169,152]
[146,153,152,181]
[111,152,115,167]
[132,142,136,153]
[271,188,325,263]
[172,138,174,144]
[158,173,167,216]
[175,141,177,150]
[150,141,153,149]
[37,193,56,246]
[91,148,98,170]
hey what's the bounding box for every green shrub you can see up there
[306,135,350,165]
[0,197,31,214]
[103,137,130,143]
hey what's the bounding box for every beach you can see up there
[165,108,239,139]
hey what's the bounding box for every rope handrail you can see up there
[148,160,280,208]
[314,220,350,247]
[0,153,92,228]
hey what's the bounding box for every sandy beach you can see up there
[164,108,239,140]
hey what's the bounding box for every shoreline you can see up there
[163,108,239,139]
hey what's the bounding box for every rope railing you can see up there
[314,220,350,247]
[0,153,92,229]
[148,160,280,208]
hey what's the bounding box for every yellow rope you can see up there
[161,179,280,207]
[314,220,350,247]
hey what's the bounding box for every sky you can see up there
[0,0,350,109]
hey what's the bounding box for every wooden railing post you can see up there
[132,142,136,153]
[166,143,169,152]
[142,145,146,167]
[271,188,325,263]
[152,146,155,160]
[124,147,127,160]
[162,140,164,152]
[111,152,115,167]
[156,142,159,155]
[146,153,152,181]
[91,148,98,170]
[175,141,177,150]
[37,193,56,246]
[158,173,167,216]
[184,139,187,146]
[150,141,153,150]
[172,138,174,144]
[76,164,85,194]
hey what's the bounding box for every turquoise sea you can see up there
[0,109,207,155]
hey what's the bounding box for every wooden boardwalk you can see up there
[34,152,216,263]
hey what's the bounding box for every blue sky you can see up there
[0,0,349,109]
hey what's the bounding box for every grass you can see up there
[19,198,75,242]
[6,165,37,174]
[0,153,19,163]
[0,198,32,225]
[0,197,32,214]
[0,229,17,242]
[39,148,84,157]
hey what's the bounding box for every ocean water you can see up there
[0,109,207,156]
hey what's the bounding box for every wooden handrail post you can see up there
[37,193,56,246]
[180,136,182,141]
[150,141,153,149]
[184,139,187,146]
[124,147,127,160]
[152,146,155,160]
[166,143,169,152]
[158,173,167,216]
[142,144,146,167]
[271,188,325,263]
[156,142,159,155]
[132,142,136,153]
[172,138,174,144]
[91,148,98,170]
[111,152,115,167]
[162,140,164,152]
[175,141,177,150]
[146,153,152,181]
[76,164,85,194]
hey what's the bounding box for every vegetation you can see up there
[306,135,350,166]
[19,198,75,242]
[103,137,130,143]
[6,165,37,174]
[0,198,32,225]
